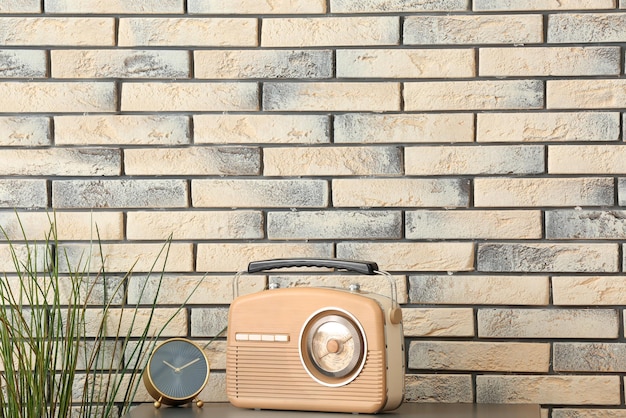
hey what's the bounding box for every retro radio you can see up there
[226,258,404,414]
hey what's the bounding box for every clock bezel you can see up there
[143,337,210,406]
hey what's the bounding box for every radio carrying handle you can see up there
[232,258,398,307]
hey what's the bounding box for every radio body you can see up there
[226,259,404,414]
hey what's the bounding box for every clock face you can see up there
[146,339,209,401]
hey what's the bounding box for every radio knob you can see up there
[348,283,360,292]
[388,308,402,325]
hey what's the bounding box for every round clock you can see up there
[299,308,367,387]
[143,338,210,408]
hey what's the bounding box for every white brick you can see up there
[0,117,50,146]
[45,0,184,13]
[0,82,115,113]
[188,0,326,14]
[0,18,114,46]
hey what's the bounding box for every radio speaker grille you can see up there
[227,346,384,402]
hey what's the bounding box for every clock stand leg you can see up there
[195,399,204,408]
[154,398,162,408]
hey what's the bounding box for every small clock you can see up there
[143,338,210,408]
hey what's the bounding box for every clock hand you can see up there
[178,357,201,371]
[163,360,177,371]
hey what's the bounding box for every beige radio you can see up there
[226,258,405,414]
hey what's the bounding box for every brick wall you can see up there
[1,0,626,416]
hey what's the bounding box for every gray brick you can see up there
[547,210,626,239]
[477,243,619,273]
[52,179,188,209]
[0,50,46,78]
[404,375,473,403]
[0,180,47,208]
[125,146,260,176]
[478,308,619,339]
[554,343,626,372]
[477,112,620,142]
[267,210,401,240]
[404,15,542,45]
[553,409,626,418]
[191,307,229,337]
[333,178,470,208]
[334,113,474,144]
[331,0,469,12]
[0,0,40,12]
[409,275,550,305]
[477,376,620,405]
[549,13,626,43]
[192,179,328,208]
[195,50,332,79]
[0,117,50,146]
[475,0,615,10]
[619,178,626,206]
[46,0,183,13]
[405,145,544,175]
[0,149,120,176]
[409,341,550,372]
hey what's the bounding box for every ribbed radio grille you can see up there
[226,346,384,401]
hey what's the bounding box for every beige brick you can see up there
[406,210,542,239]
[196,243,333,272]
[128,275,265,305]
[404,80,543,111]
[124,147,259,176]
[54,115,190,146]
[127,210,263,240]
[0,117,50,146]
[0,180,47,208]
[480,47,620,76]
[476,375,621,405]
[478,308,619,338]
[268,274,408,304]
[409,341,550,372]
[333,178,470,207]
[0,149,119,176]
[188,0,326,13]
[553,276,626,305]
[546,210,626,240]
[548,80,626,109]
[334,113,474,143]
[267,210,401,240]
[474,178,614,207]
[83,307,187,338]
[194,114,329,144]
[478,243,619,273]
[53,179,188,209]
[58,243,194,273]
[549,13,626,43]
[0,50,46,78]
[337,49,475,78]
[121,82,258,112]
[0,18,114,46]
[553,410,626,418]
[264,146,401,176]
[0,82,115,113]
[195,50,332,79]
[549,145,626,174]
[192,179,328,208]
[404,15,543,44]
[119,18,257,47]
[475,0,615,10]
[410,274,550,305]
[402,308,474,337]
[0,211,123,241]
[337,242,475,272]
[332,0,468,12]
[0,0,40,12]
[0,243,47,273]
[263,82,400,112]
[477,112,620,142]
[404,375,473,403]
[405,145,544,175]
[45,0,183,13]
[51,50,190,79]
[554,343,626,372]
[262,17,399,47]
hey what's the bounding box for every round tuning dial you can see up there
[299,308,367,387]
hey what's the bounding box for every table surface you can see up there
[121,402,541,418]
